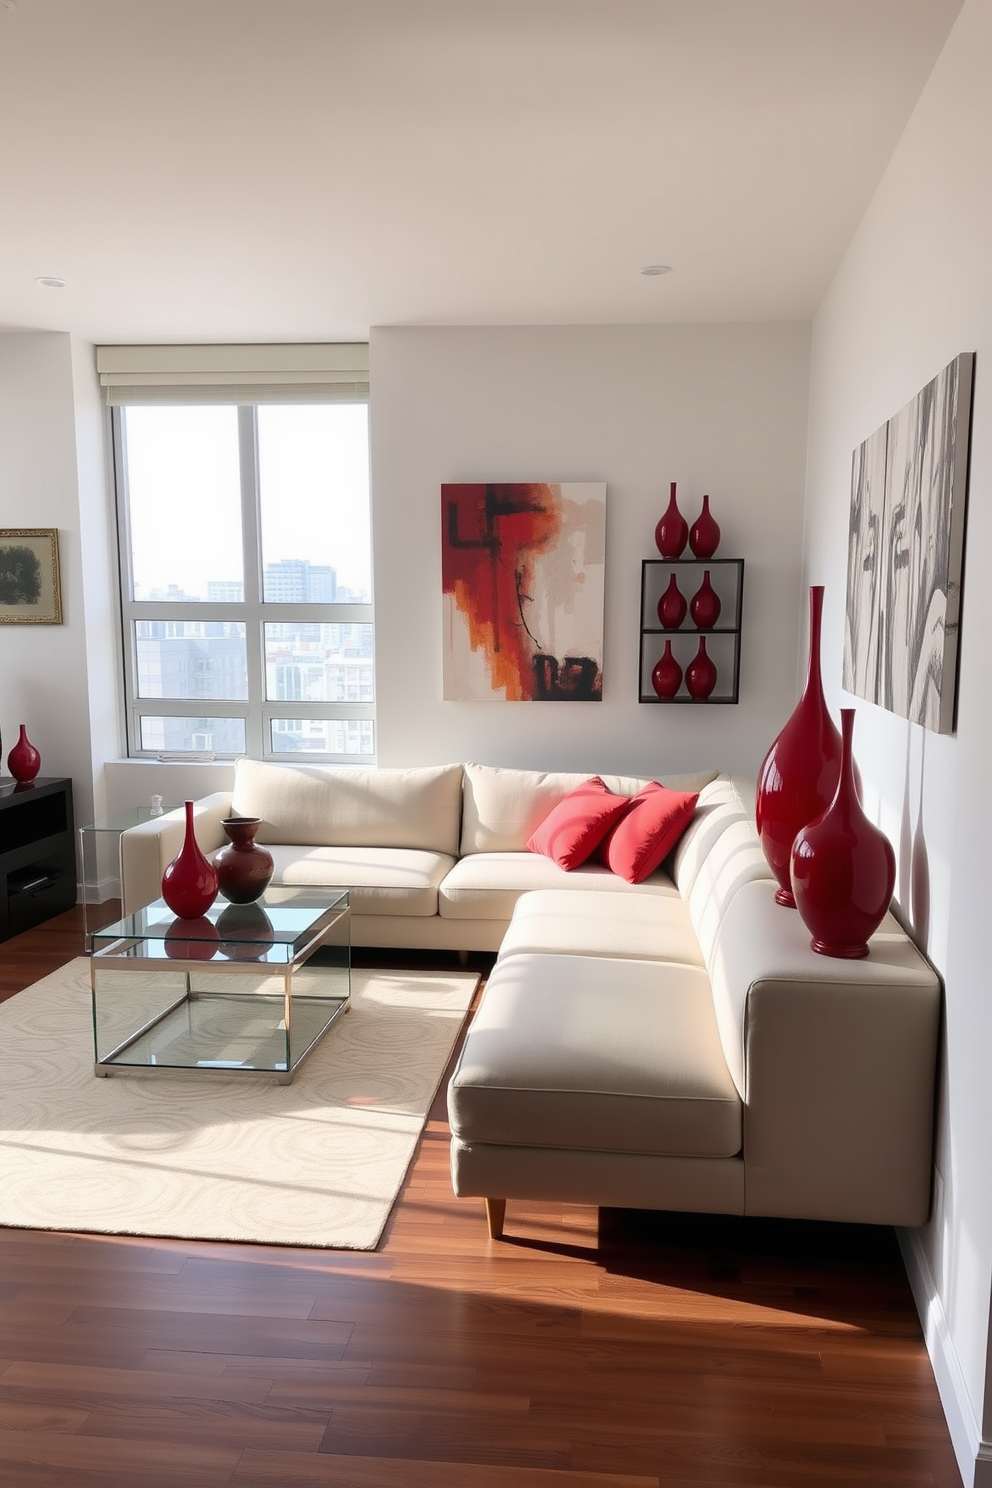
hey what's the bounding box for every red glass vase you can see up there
[7,724,41,783]
[657,573,687,629]
[790,709,895,958]
[688,494,720,558]
[161,800,219,919]
[215,816,274,904]
[689,570,721,629]
[654,482,688,558]
[755,585,844,907]
[164,916,220,960]
[685,637,717,699]
[651,640,683,699]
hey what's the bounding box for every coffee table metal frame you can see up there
[89,887,350,1084]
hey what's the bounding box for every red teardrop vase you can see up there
[7,724,41,783]
[755,585,844,907]
[161,800,219,919]
[689,494,720,558]
[214,816,275,904]
[164,916,220,960]
[689,570,721,629]
[685,637,717,699]
[790,709,895,958]
[657,573,687,629]
[651,640,683,699]
[654,482,688,558]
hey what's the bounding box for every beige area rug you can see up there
[0,958,477,1250]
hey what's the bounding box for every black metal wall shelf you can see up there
[639,558,745,704]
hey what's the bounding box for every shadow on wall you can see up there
[899,725,931,950]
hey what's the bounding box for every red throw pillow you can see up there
[599,782,699,884]
[525,777,632,870]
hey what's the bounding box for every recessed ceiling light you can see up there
[641,265,672,277]
[35,276,68,289]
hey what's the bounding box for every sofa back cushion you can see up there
[671,775,775,966]
[460,762,719,855]
[231,759,463,854]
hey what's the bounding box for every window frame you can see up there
[111,401,375,764]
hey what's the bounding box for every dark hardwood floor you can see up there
[0,906,963,1486]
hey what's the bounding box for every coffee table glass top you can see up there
[90,887,349,965]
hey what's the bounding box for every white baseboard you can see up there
[898,1225,988,1487]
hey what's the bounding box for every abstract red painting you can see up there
[441,482,606,701]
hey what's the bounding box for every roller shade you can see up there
[97,343,369,405]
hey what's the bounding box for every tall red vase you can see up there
[161,800,219,919]
[657,573,687,629]
[790,709,895,958]
[651,640,683,699]
[689,570,721,629]
[688,494,720,558]
[685,637,717,699]
[7,724,41,783]
[755,586,844,907]
[654,482,688,558]
[215,816,274,903]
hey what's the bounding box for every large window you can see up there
[112,399,374,762]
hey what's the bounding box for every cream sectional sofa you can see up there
[119,761,941,1233]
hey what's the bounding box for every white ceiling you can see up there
[0,0,963,344]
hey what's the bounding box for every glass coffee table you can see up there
[89,887,350,1083]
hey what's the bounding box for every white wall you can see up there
[370,323,811,779]
[804,2,992,1481]
[0,333,110,832]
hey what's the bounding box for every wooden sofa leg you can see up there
[484,1198,506,1239]
[458,948,470,967]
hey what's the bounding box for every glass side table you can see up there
[79,804,174,939]
[89,887,351,1083]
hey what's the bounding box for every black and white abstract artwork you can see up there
[843,352,974,734]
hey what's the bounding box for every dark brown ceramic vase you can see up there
[215,817,274,904]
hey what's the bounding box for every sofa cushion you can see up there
[257,845,455,917]
[497,889,704,966]
[230,759,463,855]
[598,783,699,884]
[448,953,742,1159]
[439,851,679,921]
[525,777,632,869]
[671,775,775,967]
[459,762,719,855]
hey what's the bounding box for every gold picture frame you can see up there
[0,529,63,625]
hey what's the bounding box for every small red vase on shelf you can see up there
[7,725,41,783]
[657,573,687,629]
[790,709,895,958]
[689,494,720,558]
[755,585,844,908]
[215,816,274,904]
[689,570,721,629]
[685,637,717,699]
[654,482,688,558]
[161,800,219,919]
[651,641,683,699]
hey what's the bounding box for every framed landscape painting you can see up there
[0,529,63,624]
[441,482,606,701]
[843,353,973,734]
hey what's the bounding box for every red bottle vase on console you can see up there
[215,816,274,904]
[7,724,41,783]
[689,570,721,629]
[685,637,717,699]
[654,482,688,558]
[755,585,844,907]
[657,573,687,629]
[790,708,895,958]
[161,800,219,919]
[651,640,683,699]
[689,494,720,558]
